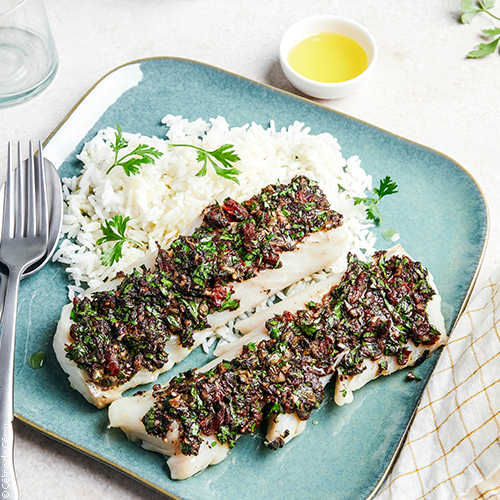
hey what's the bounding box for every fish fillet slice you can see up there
[268,245,446,447]
[333,245,446,406]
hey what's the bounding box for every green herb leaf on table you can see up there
[97,215,142,266]
[107,124,163,176]
[467,27,500,57]
[461,0,484,23]
[170,143,241,184]
[353,175,398,226]
[461,0,499,23]
[461,0,500,57]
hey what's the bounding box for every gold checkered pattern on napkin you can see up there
[375,269,500,500]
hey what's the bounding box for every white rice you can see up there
[54,115,376,346]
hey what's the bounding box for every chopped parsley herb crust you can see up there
[142,251,441,455]
[65,176,342,388]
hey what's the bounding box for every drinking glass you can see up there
[0,0,58,107]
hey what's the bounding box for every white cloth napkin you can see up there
[375,268,500,500]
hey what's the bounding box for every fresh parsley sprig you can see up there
[97,215,142,266]
[462,0,500,23]
[169,143,241,184]
[107,124,164,176]
[461,0,500,57]
[353,175,398,226]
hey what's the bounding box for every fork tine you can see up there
[2,143,13,241]
[27,141,36,237]
[14,142,24,238]
[36,141,48,241]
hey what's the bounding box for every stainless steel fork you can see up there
[0,142,49,500]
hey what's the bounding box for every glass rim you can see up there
[0,0,29,17]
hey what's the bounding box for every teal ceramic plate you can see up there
[14,58,488,500]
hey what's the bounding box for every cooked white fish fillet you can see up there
[109,320,324,479]
[334,244,446,406]
[200,225,349,330]
[54,223,349,408]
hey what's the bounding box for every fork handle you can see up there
[0,268,23,500]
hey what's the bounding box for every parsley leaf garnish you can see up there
[461,0,500,57]
[169,143,241,184]
[353,175,398,226]
[97,215,142,266]
[107,124,163,176]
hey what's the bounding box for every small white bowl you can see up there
[280,16,378,99]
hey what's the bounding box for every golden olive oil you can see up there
[288,32,368,83]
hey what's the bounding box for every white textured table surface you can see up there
[1,1,499,499]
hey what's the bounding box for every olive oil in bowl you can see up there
[288,32,368,83]
[280,16,377,98]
